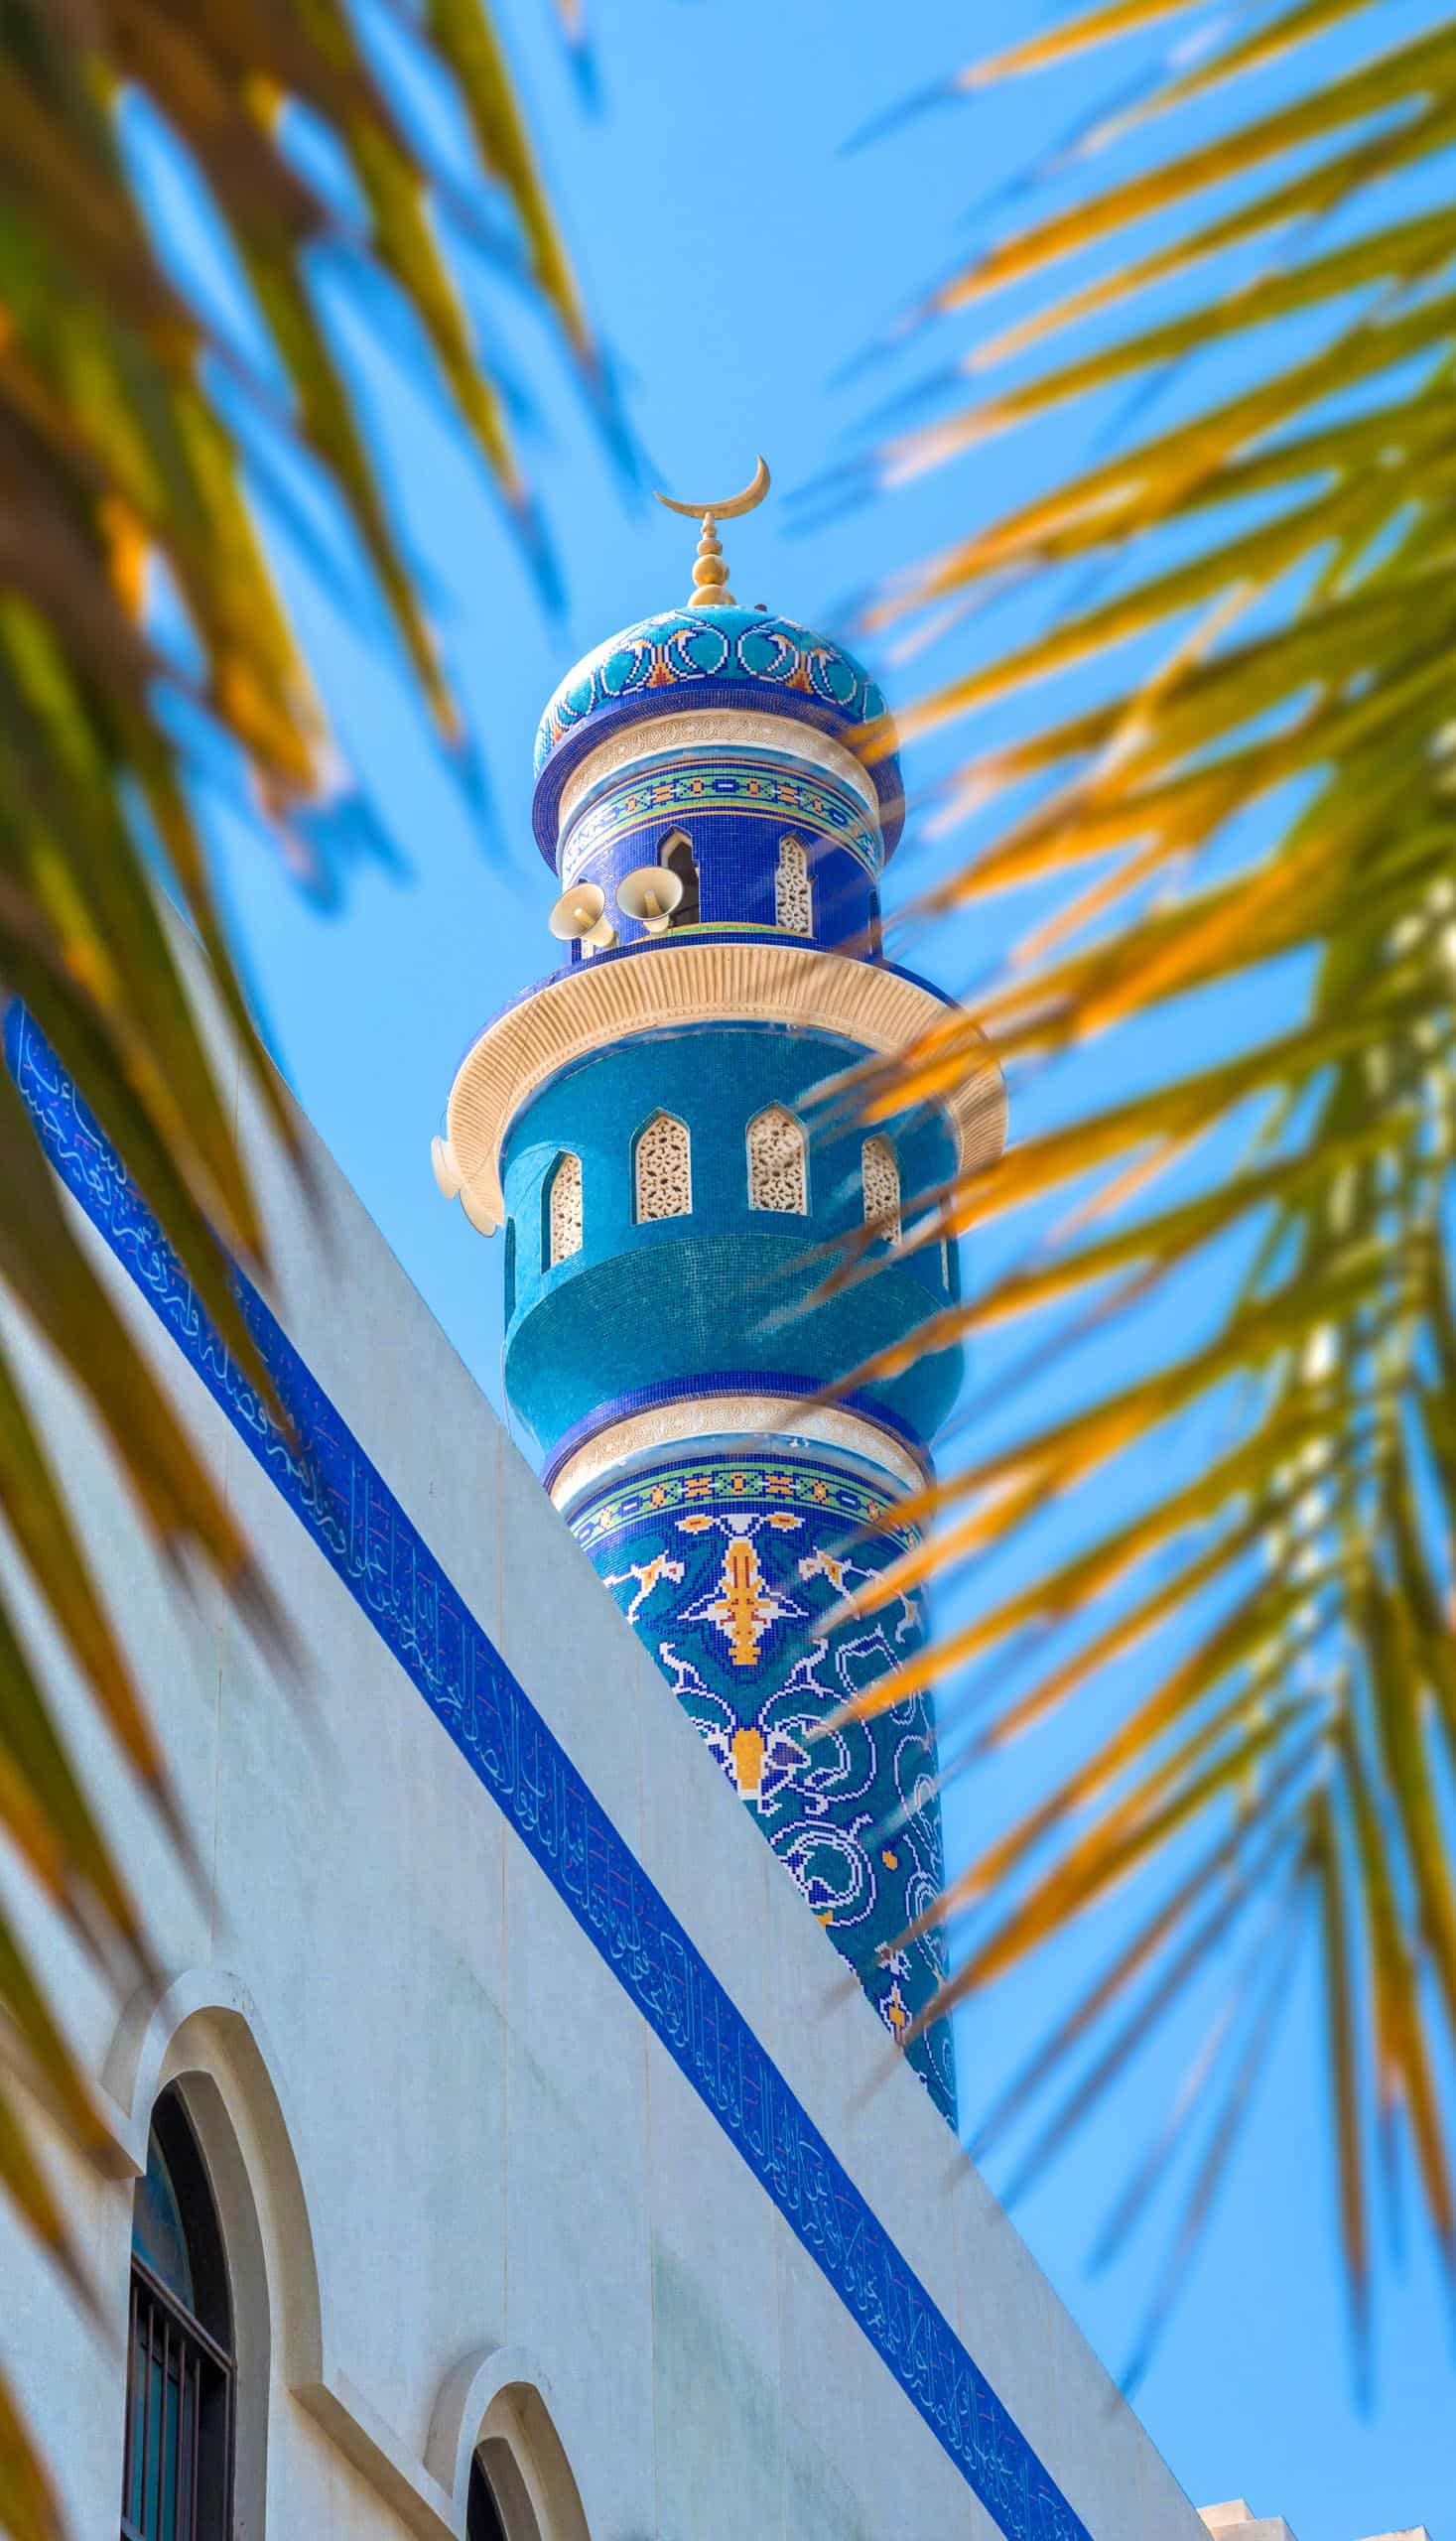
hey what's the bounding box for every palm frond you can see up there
[849,0,1456,2368]
[0,4,587,2524]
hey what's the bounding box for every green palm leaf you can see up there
[850,0,1456,2379]
[0,5,587,2528]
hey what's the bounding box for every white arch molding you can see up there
[427,2346,593,2541]
[102,1971,324,2538]
[98,1971,597,2541]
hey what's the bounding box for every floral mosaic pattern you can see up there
[570,1447,957,2121]
[535,609,890,781]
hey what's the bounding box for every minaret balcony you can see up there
[442,936,1004,1233]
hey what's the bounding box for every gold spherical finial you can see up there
[690,514,730,603]
[655,458,770,610]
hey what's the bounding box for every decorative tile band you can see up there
[560,753,880,888]
[568,1450,914,1555]
[556,708,881,835]
[9,1004,1091,2541]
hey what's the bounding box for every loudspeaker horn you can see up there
[549,880,607,942]
[616,865,684,936]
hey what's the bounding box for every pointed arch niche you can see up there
[658,827,700,925]
[774,834,812,935]
[634,1111,692,1222]
[429,2350,593,2541]
[861,1134,901,1245]
[746,1105,808,1215]
[100,1973,325,2541]
[544,1151,584,1268]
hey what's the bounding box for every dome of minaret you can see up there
[530,602,905,863]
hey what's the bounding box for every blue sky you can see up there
[145,6,1454,2536]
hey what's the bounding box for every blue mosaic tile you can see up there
[568,1446,956,2121]
[529,606,905,858]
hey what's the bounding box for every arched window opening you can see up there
[634,1111,692,1222]
[775,834,812,936]
[468,2455,510,2541]
[503,1220,517,1321]
[123,2087,234,2540]
[545,1151,584,1268]
[468,2439,544,2541]
[861,1135,901,1246]
[658,828,700,926]
[747,1105,808,1214]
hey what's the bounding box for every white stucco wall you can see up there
[1,973,1210,2541]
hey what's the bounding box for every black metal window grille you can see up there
[121,2257,233,2541]
[121,2092,234,2541]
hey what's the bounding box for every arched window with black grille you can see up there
[658,828,700,926]
[122,2087,234,2540]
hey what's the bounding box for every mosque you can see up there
[5,484,1418,2541]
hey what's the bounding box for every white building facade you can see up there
[0,979,1217,2540]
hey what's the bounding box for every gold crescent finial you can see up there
[653,456,770,607]
[655,457,771,521]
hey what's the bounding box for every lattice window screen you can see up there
[775,835,812,935]
[861,1135,901,1245]
[635,1112,692,1221]
[747,1106,808,1214]
[548,1151,584,1266]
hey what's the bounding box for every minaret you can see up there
[436,466,1004,2120]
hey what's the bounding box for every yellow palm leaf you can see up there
[0,4,590,2523]
[850,0,1456,2364]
